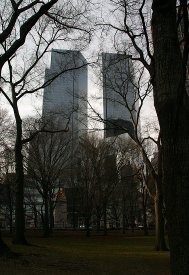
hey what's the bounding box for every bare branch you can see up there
[0,0,58,73]
[17,61,91,100]
[139,0,153,60]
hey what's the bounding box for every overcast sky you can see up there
[0,0,156,130]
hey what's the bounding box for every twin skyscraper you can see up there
[43,49,136,138]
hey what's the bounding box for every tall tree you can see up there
[26,127,72,237]
[0,109,14,254]
[89,54,167,249]
[101,0,189,272]
[152,1,189,273]
[78,135,118,235]
[0,0,91,245]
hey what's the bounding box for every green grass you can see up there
[0,231,170,275]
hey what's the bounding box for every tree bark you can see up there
[154,145,167,250]
[152,0,189,272]
[7,185,13,234]
[154,191,167,251]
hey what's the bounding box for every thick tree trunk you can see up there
[152,1,189,272]
[7,185,13,233]
[162,128,189,274]
[154,147,167,251]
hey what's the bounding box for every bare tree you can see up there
[78,135,118,235]
[152,2,189,272]
[98,0,189,272]
[114,137,143,234]
[88,54,167,250]
[0,172,16,233]
[0,109,16,253]
[77,136,97,236]
[26,124,73,237]
[0,0,92,245]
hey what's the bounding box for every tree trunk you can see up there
[96,208,101,232]
[143,210,148,236]
[49,199,54,233]
[141,187,148,236]
[142,208,148,236]
[152,1,189,272]
[43,193,50,237]
[13,113,27,245]
[131,214,135,233]
[162,130,189,274]
[71,190,77,230]
[33,206,38,229]
[7,185,13,234]
[154,192,167,251]
[154,145,167,251]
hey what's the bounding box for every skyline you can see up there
[0,48,157,134]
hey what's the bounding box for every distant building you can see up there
[102,53,137,138]
[43,49,88,135]
[42,49,88,184]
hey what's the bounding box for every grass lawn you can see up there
[0,230,170,275]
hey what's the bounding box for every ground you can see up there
[0,230,169,275]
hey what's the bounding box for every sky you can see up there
[0,0,157,131]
